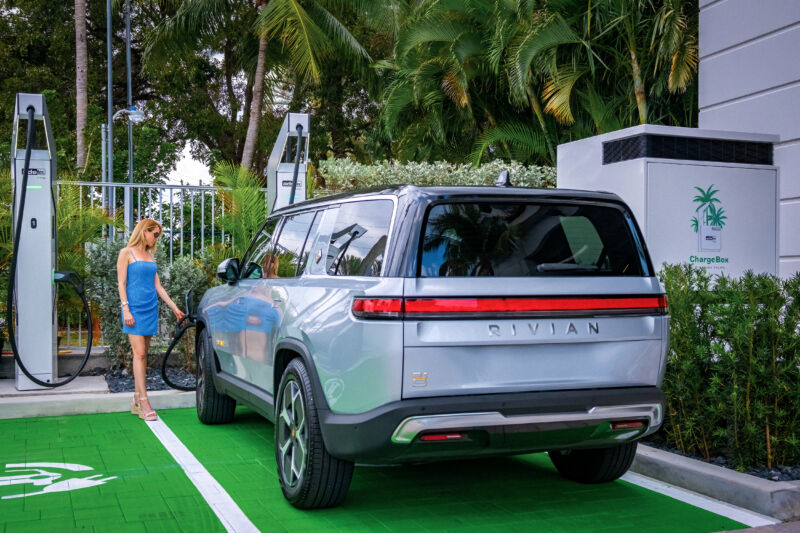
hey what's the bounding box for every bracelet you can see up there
[121,301,129,308]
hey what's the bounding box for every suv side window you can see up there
[242,218,279,278]
[273,211,316,277]
[326,200,393,277]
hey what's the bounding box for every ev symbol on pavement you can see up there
[0,462,117,499]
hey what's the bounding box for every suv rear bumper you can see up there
[318,386,664,463]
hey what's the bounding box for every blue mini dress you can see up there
[122,249,159,336]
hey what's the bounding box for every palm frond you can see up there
[257,0,331,84]
[396,19,470,58]
[144,0,235,66]
[668,33,697,93]
[542,64,588,124]
[306,2,371,62]
[508,14,578,102]
[470,121,547,165]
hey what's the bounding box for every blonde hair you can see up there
[127,218,163,252]
[263,254,279,278]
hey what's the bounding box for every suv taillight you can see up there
[351,298,404,319]
[352,295,668,319]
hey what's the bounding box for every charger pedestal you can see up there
[10,93,57,390]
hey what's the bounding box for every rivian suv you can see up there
[194,184,669,509]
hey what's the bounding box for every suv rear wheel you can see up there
[548,441,638,483]
[195,330,235,424]
[276,358,353,509]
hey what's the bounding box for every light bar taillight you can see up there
[352,295,668,319]
[351,298,403,319]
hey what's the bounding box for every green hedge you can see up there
[657,264,800,469]
[316,158,556,193]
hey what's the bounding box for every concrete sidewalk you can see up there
[0,376,194,419]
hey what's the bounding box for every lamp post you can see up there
[110,107,144,232]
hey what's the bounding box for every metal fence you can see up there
[55,180,268,348]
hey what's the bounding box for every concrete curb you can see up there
[632,444,800,521]
[0,389,195,419]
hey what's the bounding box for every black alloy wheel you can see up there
[275,358,353,509]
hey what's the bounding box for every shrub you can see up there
[657,264,800,469]
[161,249,219,366]
[316,158,555,194]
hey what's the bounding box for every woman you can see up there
[116,219,184,421]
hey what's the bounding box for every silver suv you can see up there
[194,185,668,509]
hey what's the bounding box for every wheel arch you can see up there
[274,338,331,414]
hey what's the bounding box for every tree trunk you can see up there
[224,40,238,124]
[75,0,88,170]
[630,45,647,124]
[241,1,269,170]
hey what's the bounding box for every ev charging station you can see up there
[8,93,92,390]
[266,113,309,212]
[10,94,58,389]
[557,124,779,277]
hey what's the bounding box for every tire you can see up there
[548,441,638,484]
[195,329,236,425]
[275,358,354,509]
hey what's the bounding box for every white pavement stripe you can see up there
[146,419,260,533]
[621,471,780,528]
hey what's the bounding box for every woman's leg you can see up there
[135,335,157,419]
[129,334,148,400]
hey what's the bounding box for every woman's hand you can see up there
[172,306,186,321]
[123,309,135,327]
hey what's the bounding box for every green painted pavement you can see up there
[0,412,225,533]
[161,406,748,533]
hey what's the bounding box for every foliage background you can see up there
[317,158,556,192]
[655,264,800,470]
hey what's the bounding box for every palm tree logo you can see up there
[690,185,725,252]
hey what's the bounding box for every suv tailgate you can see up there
[401,199,668,399]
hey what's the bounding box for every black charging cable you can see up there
[160,290,197,391]
[6,105,93,387]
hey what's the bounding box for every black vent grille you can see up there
[603,134,773,165]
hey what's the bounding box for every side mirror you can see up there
[217,258,240,284]
[242,261,263,279]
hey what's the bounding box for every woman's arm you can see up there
[117,248,135,327]
[154,273,185,320]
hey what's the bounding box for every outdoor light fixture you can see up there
[113,106,144,123]
[109,106,144,231]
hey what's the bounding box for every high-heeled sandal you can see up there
[131,392,141,416]
[138,397,158,421]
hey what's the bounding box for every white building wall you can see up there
[699,0,800,277]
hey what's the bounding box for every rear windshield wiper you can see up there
[536,263,599,272]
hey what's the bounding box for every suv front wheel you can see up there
[276,358,354,509]
[196,329,236,425]
[548,441,638,483]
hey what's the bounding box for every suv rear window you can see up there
[419,201,647,277]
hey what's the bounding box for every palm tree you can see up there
[74,0,88,171]
[147,0,371,171]
[379,0,553,164]
[210,161,268,262]
[241,0,270,170]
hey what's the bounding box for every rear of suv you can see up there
[195,185,668,509]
